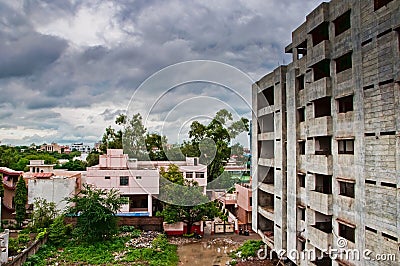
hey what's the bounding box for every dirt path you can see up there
[174,233,274,266]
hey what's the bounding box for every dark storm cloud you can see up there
[0,0,325,145]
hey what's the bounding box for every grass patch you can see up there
[24,234,178,266]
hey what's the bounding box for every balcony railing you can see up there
[308,224,333,251]
[309,190,333,215]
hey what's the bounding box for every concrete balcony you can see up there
[297,88,306,107]
[258,206,275,221]
[258,229,274,249]
[306,3,329,33]
[259,182,275,194]
[307,40,331,68]
[259,158,274,168]
[308,191,333,215]
[307,116,333,137]
[298,155,307,173]
[258,132,274,141]
[333,30,352,58]
[307,77,332,102]
[308,225,333,251]
[306,155,333,175]
[298,122,307,139]
[258,105,275,116]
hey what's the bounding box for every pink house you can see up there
[86,149,207,217]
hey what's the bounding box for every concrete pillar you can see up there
[147,194,153,217]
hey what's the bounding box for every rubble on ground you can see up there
[124,231,161,249]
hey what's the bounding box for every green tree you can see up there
[157,164,225,234]
[65,184,128,241]
[185,109,249,182]
[146,133,168,160]
[31,198,59,229]
[15,175,27,227]
[86,151,100,167]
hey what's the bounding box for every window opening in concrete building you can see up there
[365,180,376,185]
[374,0,393,11]
[258,190,274,212]
[105,176,110,179]
[263,169,274,185]
[312,59,330,81]
[365,226,377,233]
[339,181,355,198]
[262,86,274,106]
[120,176,129,186]
[337,95,353,113]
[382,232,398,242]
[299,141,306,155]
[338,139,354,154]
[315,174,332,194]
[136,176,142,180]
[315,137,332,155]
[259,140,274,159]
[297,74,305,90]
[339,222,355,242]
[298,107,305,122]
[311,22,329,46]
[336,52,352,73]
[334,10,351,36]
[298,174,306,188]
[296,40,307,59]
[313,212,332,233]
[314,97,331,118]
[299,207,306,221]
[381,182,396,188]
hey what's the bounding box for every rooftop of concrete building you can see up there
[0,167,23,175]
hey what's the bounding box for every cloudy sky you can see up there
[0,0,324,147]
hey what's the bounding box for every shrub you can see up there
[48,216,70,246]
[231,240,264,259]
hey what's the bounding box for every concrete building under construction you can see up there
[252,0,399,265]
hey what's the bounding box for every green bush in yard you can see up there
[231,240,264,259]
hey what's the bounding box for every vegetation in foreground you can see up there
[229,240,265,265]
[24,231,178,266]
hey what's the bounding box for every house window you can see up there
[195,172,205,178]
[299,141,306,155]
[374,0,393,11]
[337,95,353,113]
[339,222,355,243]
[186,172,193,179]
[105,176,110,179]
[120,176,129,186]
[336,52,352,73]
[298,107,305,122]
[136,176,142,180]
[334,10,351,36]
[339,181,355,198]
[338,140,354,154]
[249,197,252,206]
[298,174,306,188]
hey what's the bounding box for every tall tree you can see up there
[186,109,249,182]
[15,175,27,227]
[157,164,225,234]
[65,184,128,241]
